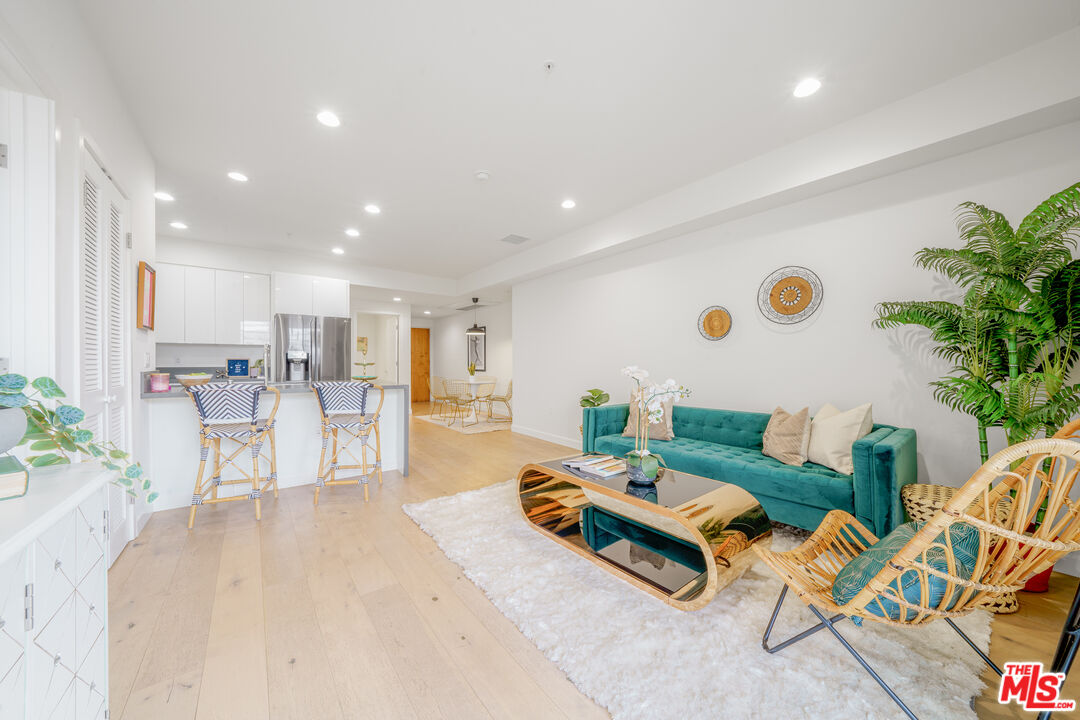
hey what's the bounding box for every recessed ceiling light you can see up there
[561,199,576,209]
[364,204,381,215]
[316,110,341,128]
[331,247,345,255]
[227,171,249,182]
[423,310,431,315]
[393,297,402,302]
[793,77,822,98]
[169,221,188,230]
[475,170,490,181]
[154,191,175,202]
[345,227,360,238]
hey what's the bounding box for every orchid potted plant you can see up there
[621,366,690,484]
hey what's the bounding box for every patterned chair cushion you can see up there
[189,383,262,424]
[313,381,371,415]
[202,418,275,439]
[831,520,981,623]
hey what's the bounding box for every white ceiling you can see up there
[77,1,1080,280]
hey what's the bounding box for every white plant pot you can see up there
[0,407,27,454]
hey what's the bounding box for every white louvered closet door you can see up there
[79,151,132,564]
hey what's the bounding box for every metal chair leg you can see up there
[944,617,1002,676]
[761,586,918,720]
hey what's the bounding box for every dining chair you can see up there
[753,437,1080,719]
[186,382,281,528]
[312,381,384,504]
[429,376,449,417]
[485,380,512,421]
[443,379,476,427]
[472,380,496,419]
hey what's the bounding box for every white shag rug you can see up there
[402,480,993,720]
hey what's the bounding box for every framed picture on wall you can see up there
[467,329,486,372]
[136,261,156,330]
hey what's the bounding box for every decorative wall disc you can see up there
[757,266,823,324]
[698,306,732,340]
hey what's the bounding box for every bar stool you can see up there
[186,382,281,528]
[312,381,384,505]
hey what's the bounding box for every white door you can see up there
[79,150,132,564]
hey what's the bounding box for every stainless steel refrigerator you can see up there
[273,314,352,382]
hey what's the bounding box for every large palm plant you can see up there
[875,182,1080,463]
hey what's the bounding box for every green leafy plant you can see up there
[579,388,610,408]
[875,181,1080,463]
[0,373,156,501]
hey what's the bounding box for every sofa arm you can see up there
[582,404,630,452]
[851,427,918,536]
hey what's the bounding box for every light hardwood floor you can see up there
[110,403,1078,719]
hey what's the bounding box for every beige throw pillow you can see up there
[761,406,811,466]
[807,403,873,475]
[622,391,675,441]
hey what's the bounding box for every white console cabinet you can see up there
[0,464,111,720]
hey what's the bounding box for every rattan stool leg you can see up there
[249,431,262,521]
[315,427,328,506]
[189,438,209,529]
[269,427,279,498]
[374,421,383,486]
[210,438,221,501]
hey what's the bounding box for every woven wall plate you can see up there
[757,266,823,324]
[697,306,732,340]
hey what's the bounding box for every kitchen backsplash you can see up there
[156,343,266,368]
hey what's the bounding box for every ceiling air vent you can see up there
[499,234,529,245]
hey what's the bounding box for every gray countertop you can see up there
[141,380,410,399]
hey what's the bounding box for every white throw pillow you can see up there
[807,403,873,475]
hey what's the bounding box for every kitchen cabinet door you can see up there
[214,270,245,344]
[243,273,271,345]
[312,277,348,317]
[184,267,216,344]
[273,273,313,316]
[154,263,186,343]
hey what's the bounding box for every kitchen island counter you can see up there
[143,383,410,511]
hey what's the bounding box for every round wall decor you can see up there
[697,306,732,340]
[757,266,823,324]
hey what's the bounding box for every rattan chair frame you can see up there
[312,382,385,505]
[754,436,1080,719]
[186,385,281,529]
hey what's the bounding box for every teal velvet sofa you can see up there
[581,404,917,536]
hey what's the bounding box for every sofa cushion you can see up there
[831,520,981,622]
[592,434,854,512]
[670,406,771,450]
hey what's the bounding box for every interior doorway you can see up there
[353,312,399,384]
[411,327,430,402]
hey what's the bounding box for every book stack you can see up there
[562,454,627,478]
[0,455,29,501]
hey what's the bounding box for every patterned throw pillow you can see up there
[831,520,982,623]
[761,406,810,466]
[622,390,675,441]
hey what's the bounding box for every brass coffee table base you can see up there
[517,458,771,611]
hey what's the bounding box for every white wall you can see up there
[513,121,1080,488]
[431,302,512,393]
[156,343,265,369]
[0,1,157,529]
[349,294,410,388]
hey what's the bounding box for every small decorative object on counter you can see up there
[227,358,250,377]
[148,373,171,392]
[620,366,690,485]
[176,372,213,388]
[0,373,156,501]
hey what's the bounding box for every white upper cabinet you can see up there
[154,263,271,344]
[155,263,186,343]
[183,266,216,343]
[313,276,349,317]
[242,273,271,345]
[214,270,245,345]
[273,272,348,317]
[272,272,314,316]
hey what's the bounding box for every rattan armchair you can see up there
[900,418,1080,614]
[755,437,1080,719]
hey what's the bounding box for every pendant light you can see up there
[465,298,486,336]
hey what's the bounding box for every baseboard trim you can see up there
[510,424,579,450]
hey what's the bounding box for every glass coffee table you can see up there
[516,456,771,610]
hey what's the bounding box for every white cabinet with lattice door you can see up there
[0,464,110,720]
